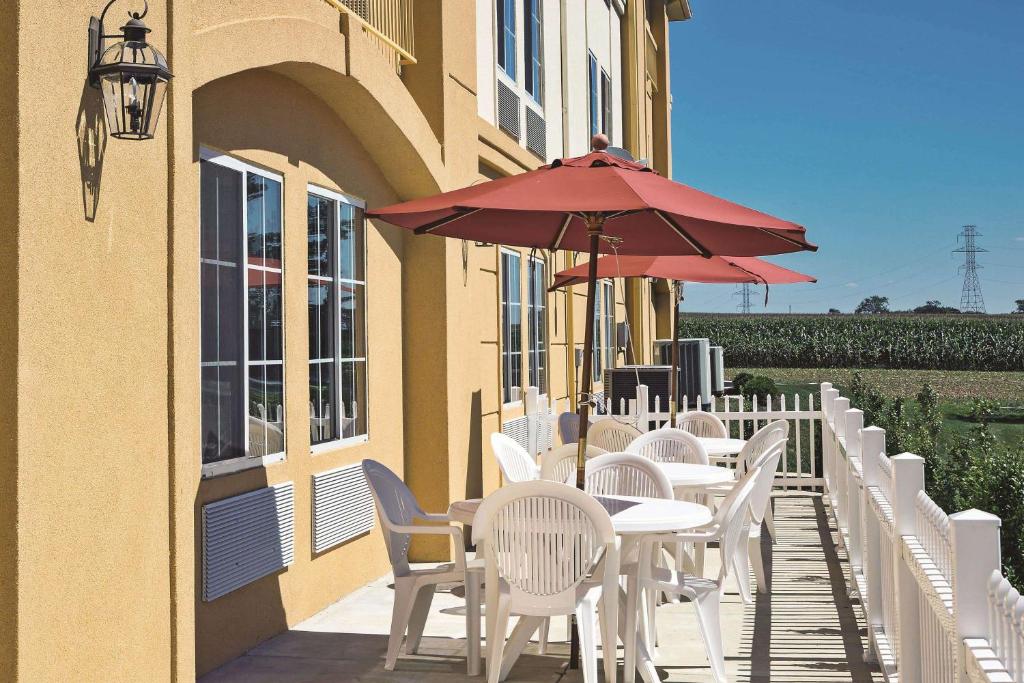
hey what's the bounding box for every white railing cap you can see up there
[949,509,1001,525]
[891,452,925,463]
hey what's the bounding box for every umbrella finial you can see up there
[590,133,609,151]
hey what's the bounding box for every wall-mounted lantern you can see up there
[88,1,172,140]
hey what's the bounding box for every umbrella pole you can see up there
[669,279,680,425]
[574,215,603,488]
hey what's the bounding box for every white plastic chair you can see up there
[626,428,709,465]
[740,438,788,597]
[472,481,620,683]
[675,410,728,438]
[362,460,482,673]
[587,419,642,452]
[490,432,540,483]
[628,456,766,683]
[584,452,674,500]
[705,419,790,542]
[540,443,607,483]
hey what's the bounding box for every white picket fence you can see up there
[819,381,1022,683]
[520,385,823,490]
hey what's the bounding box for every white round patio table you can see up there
[658,462,735,490]
[696,436,746,458]
[448,494,711,683]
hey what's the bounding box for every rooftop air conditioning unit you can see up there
[709,346,725,395]
[652,338,712,409]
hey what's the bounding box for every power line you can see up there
[734,283,753,314]
[953,225,986,313]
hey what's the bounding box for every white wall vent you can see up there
[526,108,546,159]
[312,463,375,554]
[502,415,530,451]
[202,482,295,601]
[497,80,521,139]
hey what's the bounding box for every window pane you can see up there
[247,364,267,457]
[339,204,365,282]
[310,360,338,445]
[266,278,283,361]
[308,195,334,279]
[201,365,244,464]
[340,360,368,439]
[339,284,365,361]
[248,268,266,361]
[308,283,334,361]
[200,160,245,464]
[588,54,599,137]
[247,174,282,267]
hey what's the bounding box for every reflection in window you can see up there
[497,0,517,79]
[200,157,285,466]
[501,250,522,403]
[524,0,543,103]
[308,191,368,445]
[588,52,599,137]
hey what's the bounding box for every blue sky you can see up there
[667,0,1024,314]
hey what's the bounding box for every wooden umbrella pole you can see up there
[669,279,680,425]
[574,214,604,489]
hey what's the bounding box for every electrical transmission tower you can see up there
[735,283,753,314]
[953,225,986,313]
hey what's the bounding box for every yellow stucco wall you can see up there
[2,0,676,679]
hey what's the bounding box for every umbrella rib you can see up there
[413,208,482,235]
[549,214,573,251]
[654,210,713,258]
[758,227,817,251]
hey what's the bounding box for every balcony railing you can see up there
[324,0,416,67]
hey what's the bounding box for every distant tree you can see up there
[912,300,961,314]
[1016,299,1024,314]
[855,295,890,315]
[828,308,842,315]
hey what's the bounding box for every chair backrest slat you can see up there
[585,452,674,500]
[540,444,607,483]
[626,427,709,465]
[676,410,728,439]
[491,432,541,483]
[586,420,642,453]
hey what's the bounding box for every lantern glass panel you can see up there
[96,40,170,140]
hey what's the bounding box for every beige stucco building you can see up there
[0,0,687,679]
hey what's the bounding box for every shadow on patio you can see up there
[200,494,881,683]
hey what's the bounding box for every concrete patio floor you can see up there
[201,494,881,683]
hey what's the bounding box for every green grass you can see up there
[730,367,1024,448]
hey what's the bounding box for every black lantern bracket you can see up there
[88,0,151,86]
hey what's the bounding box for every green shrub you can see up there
[731,372,754,394]
[968,398,1000,424]
[740,376,778,401]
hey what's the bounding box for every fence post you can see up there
[525,386,539,454]
[823,388,840,492]
[949,509,1002,683]
[833,397,851,531]
[635,384,650,433]
[860,426,886,662]
[892,453,926,683]
[845,408,865,579]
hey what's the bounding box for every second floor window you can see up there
[588,52,599,137]
[527,256,547,394]
[501,250,522,403]
[524,0,543,103]
[200,153,285,469]
[497,0,517,80]
[308,188,368,447]
[592,280,615,382]
[600,69,612,137]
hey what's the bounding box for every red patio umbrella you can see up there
[550,254,816,422]
[367,143,816,489]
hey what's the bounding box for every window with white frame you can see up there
[497,0,517,80]
[600,69,613,139]
[524,0,543,104]
[501,250,522,403]
[308,188,368,446]
[592,279,615,382]
[200,153,285,469]
[527,256,547,394]
[588,52,600,138]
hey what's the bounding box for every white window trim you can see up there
[199,148,286,479]
[307,183,370,454]
[500,248,524,408]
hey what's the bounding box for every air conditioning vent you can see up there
[202,482,295,601]
[501,415,530,451]
[497,80,521,139]
[525,108,546,159]
[654,338,713,407]
[604,366,672,414]
[312,463,375,554]
[709,345,725,394]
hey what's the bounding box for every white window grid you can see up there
[200,149,286,478]
[527,255,547,395]
[501,249,523,405]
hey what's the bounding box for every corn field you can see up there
[682,314,1024,371]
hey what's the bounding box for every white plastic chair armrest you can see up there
[389,523,468,572]
[418,512,454,523]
